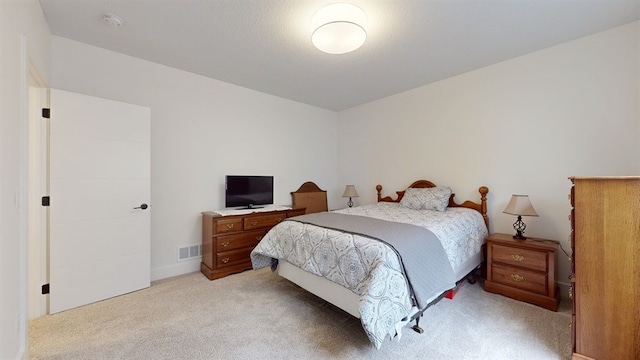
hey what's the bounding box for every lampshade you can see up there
[311,3,367,54]
[342,185,359,198]
[503,195,538,217]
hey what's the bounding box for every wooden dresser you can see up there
[201,208,305,280]
[569,176,639,360]
[484,233,560,311]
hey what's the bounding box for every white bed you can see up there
[251,180,489,348]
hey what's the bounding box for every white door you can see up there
[49,89,151,314]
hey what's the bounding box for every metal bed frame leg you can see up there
[412,316,424,334]
[410,306,430,334]
[409,267,481,335]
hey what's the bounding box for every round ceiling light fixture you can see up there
[311,3,367,55]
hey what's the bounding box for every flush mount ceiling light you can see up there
[103,13,123,27]
[311,3,367,55]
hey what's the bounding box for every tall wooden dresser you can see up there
[569,176,639,360]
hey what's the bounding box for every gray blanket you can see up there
[287,212,456,309]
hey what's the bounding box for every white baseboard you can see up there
[150,259,201,281]
[557,281,571,301]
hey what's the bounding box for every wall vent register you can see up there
[178,244,202,261]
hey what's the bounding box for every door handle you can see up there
[134,203,148,210]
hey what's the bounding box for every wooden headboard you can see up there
[291,181,328,214]
[376,180,489,230]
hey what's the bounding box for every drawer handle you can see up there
[221,257,230,264]
[511,254,524,262]
[510,274,524,282]
[251,221,258,226]
[222,241,230,248]
[256,235,263,241]
[226,224,234,229]
[277,217,283,222]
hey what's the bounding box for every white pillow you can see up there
[399,186,452,212]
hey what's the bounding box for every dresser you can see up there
[484,233,560,311]
[201,208,306,280]
[569,176,640,360]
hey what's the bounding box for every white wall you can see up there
[51,37,338,280]
[0,1,51,358]
[14,11,638,349]
[337,21,640,291]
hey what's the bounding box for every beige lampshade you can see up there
[342,185,359,198]
[503,195,539,216]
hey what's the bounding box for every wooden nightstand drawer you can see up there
[491,244,548,272]
[216,230,266,252]
[213,217,243,234]
[243,213,286,230]
[490,263,548,295]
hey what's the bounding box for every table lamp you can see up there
[503,194,538,239]
[342,185,359,208]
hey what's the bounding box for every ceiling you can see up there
[39,1,639,111]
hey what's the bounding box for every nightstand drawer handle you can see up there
[226,224,234,229]
[511,254,524,262]
[222,241,230,248]
[221,257,230,264]
[277,217,283,222]
[256,235,263,241]
[251,221,258,226]
[510,274,524,282]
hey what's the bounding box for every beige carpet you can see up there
[29,268,572,359]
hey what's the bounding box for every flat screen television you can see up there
[225,175,274,209]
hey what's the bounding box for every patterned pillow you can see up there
[399,186,452,212]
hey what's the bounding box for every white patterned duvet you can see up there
[251,202,488,349]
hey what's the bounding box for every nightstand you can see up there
[484,233,560,311]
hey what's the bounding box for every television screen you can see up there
[225,175,274,209]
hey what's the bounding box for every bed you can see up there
[250,180,489,348]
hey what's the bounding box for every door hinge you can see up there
[42,108,50,119]
[41,196,50,207]
[41,284,50,295]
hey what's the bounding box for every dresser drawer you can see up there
[216,230,266,252]
[491,243,548,272]
[244,213,286,230]
[287,208,306,217]
[213,217,243,234]
[216,248,253,268]
[491,263,548,295]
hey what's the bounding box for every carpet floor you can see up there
[29,268,572,359]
